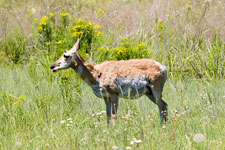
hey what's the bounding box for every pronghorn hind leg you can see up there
[146,92,168,122]
[149,85,168,123]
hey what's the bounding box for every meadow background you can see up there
[0,0,224,149]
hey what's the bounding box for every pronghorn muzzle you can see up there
[50,64,58,72]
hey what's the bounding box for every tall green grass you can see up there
[0,0,224,79]
[0,64,224,150]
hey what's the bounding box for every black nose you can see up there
[50,65,55,69]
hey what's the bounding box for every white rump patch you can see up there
[154,61,167,72]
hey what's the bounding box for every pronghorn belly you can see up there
[115,75,149,99]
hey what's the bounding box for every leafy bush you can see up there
[0,29,26,64]
[97,37,151,61]
[37,13,102,59]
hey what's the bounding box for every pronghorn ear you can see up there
[70,38,80,54]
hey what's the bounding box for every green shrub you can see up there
[97,37,151,61]
[37,13,102,59]
[0,29,26,64]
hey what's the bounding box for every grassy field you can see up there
[0,0,225,149]
[0,65,224,150]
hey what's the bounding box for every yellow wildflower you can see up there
[79,31,83,35]
[71,32,78,37]
[71,31,83,37]
[40,16,48,25]
[122,37,128,40]
[159,18,163,23]
[85,53,89,58]
[65,13,69,16]
[94,25,100,29]
[14,100,20,105]
[87,21,93,26]
[48,13,55,18]
[73,25,84,30]
[97,8,105,15]
[96,31,101,36]
[29,58,34,62]
[138,42,145,48]
[186,2,193,10]
[57,40,63,44]
[42,16,48,21]
[19,95,26,100]
[9,93,13,97]
[157,18,165,31]
[77,19,83,23]
[46,42,51,46]
[60,13,64,17]
[60,12,69,17]
[104,48,109,53]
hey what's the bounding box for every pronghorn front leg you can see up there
[110,94,118,128]
[104,98,111,124]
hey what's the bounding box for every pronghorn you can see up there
[50,39,168,126]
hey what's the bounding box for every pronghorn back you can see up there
[94,59,166,91]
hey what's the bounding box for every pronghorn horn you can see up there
[70,38,80,54]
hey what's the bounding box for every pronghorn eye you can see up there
[63,55,70,59]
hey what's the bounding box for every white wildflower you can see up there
[16,141,22,146]
[130,141,135,145]
[96,110,106,116]
[130,138,142,144]
[67,118,72,121]
[135,139,142,143]
[60,120,66,124]
[193,133,205,143]
[112,145,118,149]
[67,124,72,127]
[126,146,132,149]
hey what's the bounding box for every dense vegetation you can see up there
[0,0,224,149]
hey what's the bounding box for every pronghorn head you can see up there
[50,38,80,72]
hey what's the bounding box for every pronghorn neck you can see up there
[71,53,98,86]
